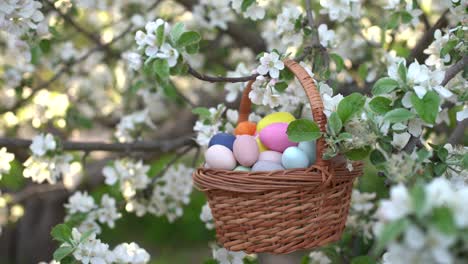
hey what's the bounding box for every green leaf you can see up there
[384,108,415,123]
[434,162,448,176]
[375,219,409,254]
[462,154,468,169]
[280,68,294,80]
[31,45,41,65]
[185,43,199,54]
[351,256,376,264]
[53,246,75,261]
[372,77,400,95]
[153,59,170,79]
[170,22,185,43]
[241,0,255,11]
[441,39,458,57]
[192,107,211,119]
[370,149,386,165]
[337,93,366,123]
[437,147,449,161]
[287,119,321,142]
[398,62,407,83]
[344,146,371,160]
[328,112,342,136]
[411,184,426,218]
[330,53,345,72]
[39,39,52,54]
[51,224,72,243]
[431,207,456,235]
[156,25,165,46]
[410,91,440,124]
[417,148,431,161]
[358,64,368,81]
[177,31,201,47]
[388,12,400,29]
[400,11,413,23]
[369,96,392,114]
[274,82,288,92]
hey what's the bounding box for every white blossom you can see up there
[96,194,121,228]
[115,109,156,143]
[231,0,265,21]
[391,132,411,150]
[319,0,362,22]
[456,106,467,121]
[212,247,246,264]
[200,202,214,230]
[113,242,150,264]
[123,52,143,70]
[0,0,45,36]
[192,0,234,30]
[0,147,14,179]
[256,52,284,79]
[155,43,179,67]
[322,93,344,118]
[65,191,97,214]
[224,63,251,102]
[376,184,411,222]
[23,154,73,184]
[102,159,150,199]
[30,133,56,156]
[309,251,331,264]
[317,24,336,48]
[70,228,114,264]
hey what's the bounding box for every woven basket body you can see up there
[193,59,363,254]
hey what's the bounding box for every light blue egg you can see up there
[234,166,251,172]
[298,141,316,165]
[282,147,310,169]
[252,161,284,172]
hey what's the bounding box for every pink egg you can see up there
[259,123,298,152]
[205,145,237,170]
[233,135,259,167]
[258,151,282,164]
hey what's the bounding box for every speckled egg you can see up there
[234,166,251,172]
[282,147,310,169]
[252,161,285,172]
[233,135,259,167]
[256,136,268,152]
[258,151,283,164]
[257,112,295,133]
[205,145,237,170]
[298,141,317,165]
[208,133,236,151]
[259,123,298,152]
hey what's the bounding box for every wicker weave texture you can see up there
[193,59,363,254]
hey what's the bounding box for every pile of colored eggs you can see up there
[204,112,316,172]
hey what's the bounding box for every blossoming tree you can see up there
[0,0,466,263]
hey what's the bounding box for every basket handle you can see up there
[237,59,329,167]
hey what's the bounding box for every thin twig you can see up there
[0,136,195,153]
[441,55,467,86]
[187,65,259,83]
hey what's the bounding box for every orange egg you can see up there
[234,121,257,136]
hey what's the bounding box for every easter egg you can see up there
[256,137,268,152]
[234,121,257,136]
[258,151,282,164]
[259,123,298,152]
[234,166,251,172]
[205,145,237,170]
[252,161,285,172]
[208,133,236,151]
[282,147,310,169]
[298,141,317,165]
[257,112,295,133]
[233,135,259,167]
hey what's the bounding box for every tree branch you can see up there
[441,55,467,86]
[407,10,449,63]
[0,136,195,153]
[187,65,258,83]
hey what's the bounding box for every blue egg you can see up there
[252,161,284,172]
[208,133,236,151]
[282,147,310,169]
[298,141,316,165]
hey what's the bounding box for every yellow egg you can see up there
[256,137,268,152]
[257,112,296,133]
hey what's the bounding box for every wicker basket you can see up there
[193,59,363,254]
